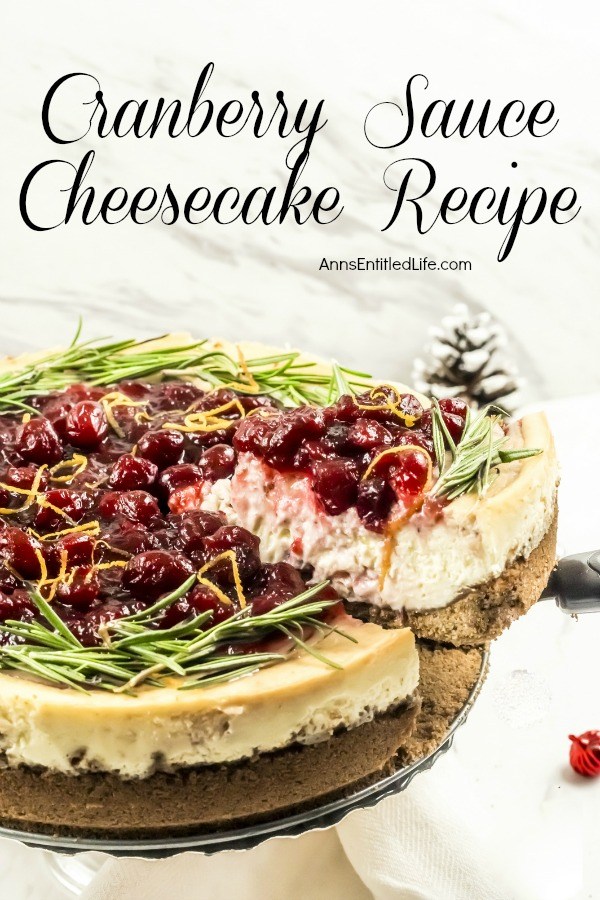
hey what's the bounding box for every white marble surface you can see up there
[1,0,599,399]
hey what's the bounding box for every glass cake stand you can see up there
[0,648,489,896]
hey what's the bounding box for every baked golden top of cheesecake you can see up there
[0,615,417,777]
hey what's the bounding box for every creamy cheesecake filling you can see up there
[202,413,558,612]
[0,619,418,778]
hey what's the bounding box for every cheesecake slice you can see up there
[201,406,557,645]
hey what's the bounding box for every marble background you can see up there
[1,0,598,401]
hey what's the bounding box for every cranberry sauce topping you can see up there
[0,377,465,645]
[0,380,330,646]
[234,389,467,531]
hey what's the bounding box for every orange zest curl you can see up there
[35,520,100,542]
[100,391,148,438]
[0,464,48,516]
[49,454,88,484]
[196,550,247,609]
[355,384,420,427]
[162,398,246,434]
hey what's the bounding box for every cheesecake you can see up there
[0,332,556,835]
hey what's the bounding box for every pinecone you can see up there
[412,304,521,411]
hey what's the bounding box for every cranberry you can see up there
[197,444,236,481]
[43,400,74,440]
[250,592,289,616]
[439,397,468,418]
[156,464,203,500]
[233,415,278,454]
[320,424,351,453]
[292,439,337,468]
[15,417,63,466]
[0,564,22,594]
[396,429,434,455]
[353,388,423,426]
[108,454,158,491]
[266,408,326,467]
[202,525,261,582]
[2,465,49,492]
[0,527,43,579]
[328,394,361,424]
[55,567,100,610]
[153,382,204,411]
[172,510,225,563]
[122,550,195,600]
[347,419,393,450]
[441,412,466,444]
[0,589,36,622]
[137,430,185,470]
[65,384,106,402]
[98,491,163,528]
[310,459,359,515]
[103,520,161,556]
[388,449,431,497]
[55,532,95,566]
[162,584,234,628]
[70,600,147,647]
[249,562,306,616]
[249,561,305,598]
[115,380,151,401]
[194,388,240,415]
[64,401,108,449]
[419,410,433,435]
[33,489,92,531]
[423,399,467,444]
[238,395,281,413]
[356,477,395,531]
[397,393,424,424]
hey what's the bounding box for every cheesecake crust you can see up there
[0,637,487,839]
[349,507,557,646]
[0,699,419,839]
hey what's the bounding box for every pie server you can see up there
[541,550,600,613]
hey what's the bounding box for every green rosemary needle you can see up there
[430,400,541,500]
[0,580,346,694]
[0,328,371,413]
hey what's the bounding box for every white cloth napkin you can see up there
[54,395,600,898]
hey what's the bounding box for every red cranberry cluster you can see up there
[234,389,467,529]
[0,380,334,645]
[0,378,466,647]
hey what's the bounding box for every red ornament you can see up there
[568,731,600,777]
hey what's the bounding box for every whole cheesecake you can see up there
[0,333,556,835]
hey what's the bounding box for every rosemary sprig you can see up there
[430,401,542,500]
[0,580,347,694]
[0,328,371,413]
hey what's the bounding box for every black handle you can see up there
[541,550,600,614]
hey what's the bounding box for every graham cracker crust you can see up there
[0,639,486,838]
[0,700,419,839]
[350,507,558,647]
